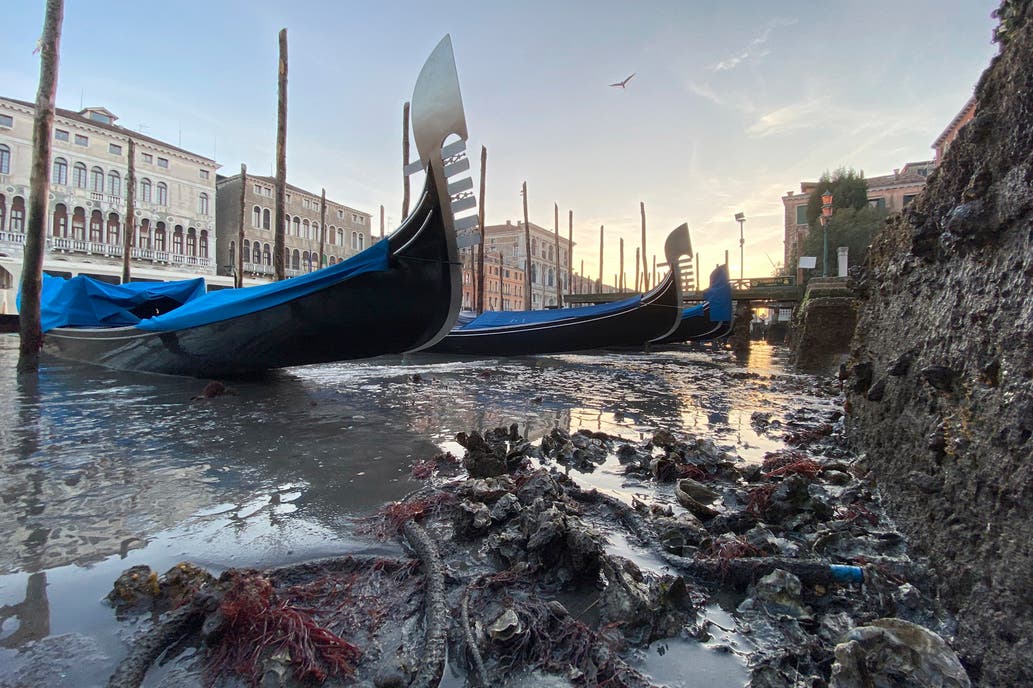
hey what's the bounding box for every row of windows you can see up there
[0,196,210,257]
[249,205,365,248]
[229,240,350,271]
[46,156,210,214]
[529,237,565,262]
[251,184,366,224]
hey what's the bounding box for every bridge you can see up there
[564,275,803,305]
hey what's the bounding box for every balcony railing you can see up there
[0,231,212,268]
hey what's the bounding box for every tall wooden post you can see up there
[634,247,640,292]
[619,237,625,292]
[553,202,561,308]
[401,102,411,220]
[652,255,657,288]
[237,164,246,287]
[18,0,64,374]
[379,204,385,239]
[476,146,487,313]
[598,225,604,293]
[696,252,701,291]
[567,210,573,300]
[272,28,288,282]
[522,181,531,309]
[318,187,326,268]
[121,138,136,283]
[579,259,584,295]
[640,201,648,290]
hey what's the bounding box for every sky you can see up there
[3,0,1000,282]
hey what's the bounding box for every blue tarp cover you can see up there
[458,293,642,330]
[29,238,391,333]
[704,265,733,321]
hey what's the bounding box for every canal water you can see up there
[0,336,839,687]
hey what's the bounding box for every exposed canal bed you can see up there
[0,338,956,687]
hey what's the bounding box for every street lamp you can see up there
[734,212,746,281]
[820,190,833,277]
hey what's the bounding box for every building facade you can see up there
[933,97,977,166]
[214,174,372,280]
[0,96,220,312]
[781,160,934,271]
[459,248,526,311]
[481,221,573,309]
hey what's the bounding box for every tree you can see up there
[805,168,868,226]
[801,205,888,276]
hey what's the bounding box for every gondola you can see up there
[32,36,476,378]
[428,224,692,356]
[653,263,733,344]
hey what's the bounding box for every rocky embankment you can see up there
[846,1,1033,684]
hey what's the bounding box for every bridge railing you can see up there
[730,275,796,290]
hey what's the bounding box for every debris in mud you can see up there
[106,407,965,687]
[191,380,237,400]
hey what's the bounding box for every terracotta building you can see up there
[459,248,526,311]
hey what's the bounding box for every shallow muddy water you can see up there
[0,337,840,687]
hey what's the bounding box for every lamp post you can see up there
[820,190,833,277]
[734,212,746,281]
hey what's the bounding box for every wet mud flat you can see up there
[96,377,966,687]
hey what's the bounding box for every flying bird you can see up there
[609,73,636,88]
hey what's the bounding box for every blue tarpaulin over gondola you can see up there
[703,265,732,322]
[28,238,390,333]
[458,293,642,330]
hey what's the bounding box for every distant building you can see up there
[459,248,525,311]
[0,96,219,312]
[781,161,934,271]
[480,221,573,309]
[932,97,977,166]
[214,174,372,281]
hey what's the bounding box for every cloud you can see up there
[709,18,797,72]
[746,98,830,137]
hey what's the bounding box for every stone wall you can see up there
[789,278,858,371]
[845,2,1033,684]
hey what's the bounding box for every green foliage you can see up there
[801,205,888,276]
[805,169,869,226]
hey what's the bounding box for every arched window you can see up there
[139,218,151,249]
[106,212,120,245]
[302,250,311,271]
[90,166,104,193]
[172,225,184,254]
[358,233,364,250]
[328,225,335,245]
[52,157,68,185]
[154,222,166,251]
[198,193,209,216]
[186,228,197,256]
[291,249,300,270]
[228,241,235,266]
[242,239,251,263]
[530,263,537,283]
[351,231,358,250]
[199,230,209,258]
[8,197,25,232]
[72,207,86,240]
[253,205,261,227]
[292,216,300,236]
[262,208,270,230]
[263,243,271,265]
[140,178,152,202]
[303,219,310,239]
[548,267,554,287]
[73,163,88,188]
[89,209,103,242]
[52,203,67,237]
[108,170,121,196]
[337,228,344,245]
[252,242,261,264]
[0,145,10,174]
[312,221,320,241]
[531,238,537,255]
[548,245,553,262]
[156,182,168,206]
